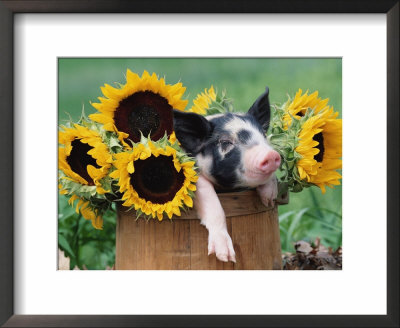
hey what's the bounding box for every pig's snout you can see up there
[257,150,281,173]
[244,145,281,181]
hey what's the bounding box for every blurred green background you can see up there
[58,58,342,269]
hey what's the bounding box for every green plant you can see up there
[279,189,342,253]
[58,195,116,269]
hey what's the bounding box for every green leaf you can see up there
[303,213,341,232]
[109,137,122,149]
[278,210,296,223]
[286,207,310,250]
[58,233,75,258]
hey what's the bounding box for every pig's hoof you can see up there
[208,230,236,263]
[257,177,278,207]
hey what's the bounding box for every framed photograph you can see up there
[57,57,342,272]
[1,1,398,327]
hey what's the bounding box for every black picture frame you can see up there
[1,1,398,327]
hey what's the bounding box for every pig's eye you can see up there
[219,140,233,152]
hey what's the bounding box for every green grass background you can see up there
[58,58,342,269]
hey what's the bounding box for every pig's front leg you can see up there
[194,175,236,263]
[257,174,278,207]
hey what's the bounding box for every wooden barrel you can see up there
[115,190,287,270]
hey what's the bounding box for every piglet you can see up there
[173,87,280,263]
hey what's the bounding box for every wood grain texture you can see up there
[189,218,234,270]
[231,207,282,270]
[116,191,282,270]
[177,189,288,219]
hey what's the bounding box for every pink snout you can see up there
[244,145,281,183]
[257,150,281,173]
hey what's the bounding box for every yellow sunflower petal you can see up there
[111,137,197,221]
[90,69,188,144]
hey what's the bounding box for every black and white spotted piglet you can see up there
[173,87,281,263]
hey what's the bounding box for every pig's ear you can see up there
[173,110,213,155]
[248,86,271,131]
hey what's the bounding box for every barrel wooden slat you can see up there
[231,207,282,270]
[178,189,270,219]
[115,189,284,270]
[188,219,234,270]
[170,220,191,270]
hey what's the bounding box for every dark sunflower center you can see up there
[313,132,325,163]
[114,91,173,143]
[130,155,185,204]
[128,105,160,138]
[66,139,100,185]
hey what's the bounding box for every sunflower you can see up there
[295,108,342,193]
[59,123,112,194]
[89,70,188,146]
[188,86,217,115]
[283,89,331,128]
[110,137,198,220]
[269,90,342,194]
[68,193,104,229]
[188,86,235,116]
